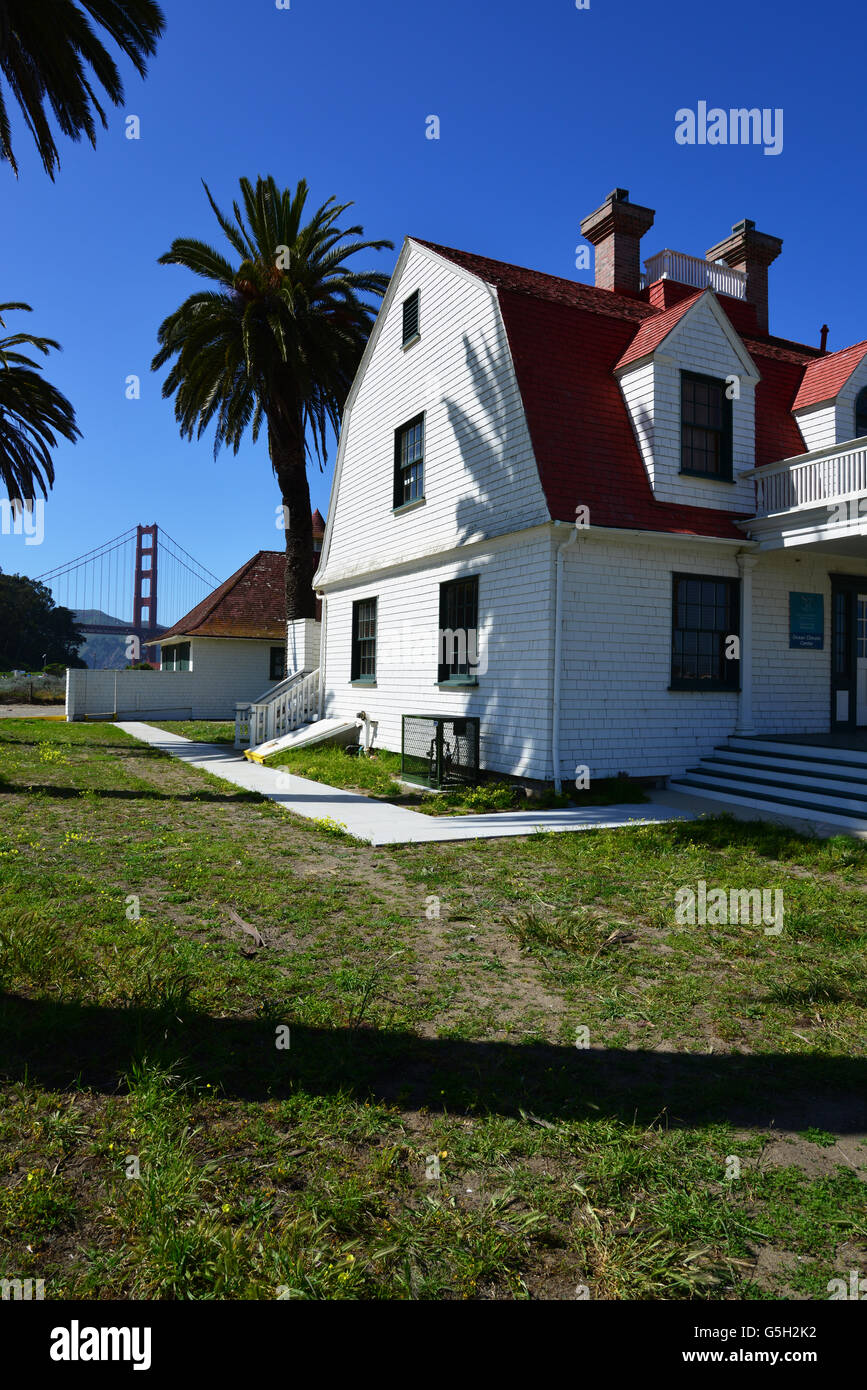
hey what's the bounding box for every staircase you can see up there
[668,735,867,832]
[234,668,320,749]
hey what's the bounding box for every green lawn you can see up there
[263,742,647,815]
[0,718,865,1301]
[149,719,236,745]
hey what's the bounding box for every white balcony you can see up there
[642,249,747,300]
[739,437,867,552]
[746,437,867,518]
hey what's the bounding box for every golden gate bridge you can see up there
[35,524,220,654]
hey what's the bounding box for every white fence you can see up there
[66,669,274,722]
[643,249,747,300]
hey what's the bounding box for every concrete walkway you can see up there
[115,722,696,846]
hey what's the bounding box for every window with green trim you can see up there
[394,415,424,507]
[351,597,377,682]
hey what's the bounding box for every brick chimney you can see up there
[580,188,655,296]
[705,219,782,334]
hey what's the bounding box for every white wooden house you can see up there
[247,188,867,830]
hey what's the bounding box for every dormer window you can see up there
[856,386,867,439]
[402,291,420,347]
[680,372,733,481]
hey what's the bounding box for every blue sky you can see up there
[1,0,862,621]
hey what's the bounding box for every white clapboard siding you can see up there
[317,240,552,591]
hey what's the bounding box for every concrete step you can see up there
[668,775,867,831]
[727,735,867,768]
[711,747,867,781]
[698,757,867,798]
[680,764,867,816]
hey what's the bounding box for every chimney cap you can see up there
[706,219,782,269]
[580,188,655,244]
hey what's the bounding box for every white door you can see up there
[857,596,867,725]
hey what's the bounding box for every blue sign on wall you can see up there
[789,592,824,649]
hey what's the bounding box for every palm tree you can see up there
[0,0,165,179]
[0,302,79,502]
[152,176,392,619]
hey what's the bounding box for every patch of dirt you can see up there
[746,1245,808,1298]
[748,1131,867,1181]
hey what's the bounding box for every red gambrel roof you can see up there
[416,239,822,539]
[792,340,867,412]
[157,550,287,643]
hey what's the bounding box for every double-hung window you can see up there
[394,415,425,508]
[351,597,377,683]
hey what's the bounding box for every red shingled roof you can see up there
[792,340,867,411]
[157,551,286,642]
[614,291,703,370]
[417,239,823,538]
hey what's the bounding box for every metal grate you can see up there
[401,714,480,789]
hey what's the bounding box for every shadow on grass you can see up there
[1,992,864,1133]
[0,784,263,803]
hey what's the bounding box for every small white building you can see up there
[272,188,867,828]
[154,549,291,692]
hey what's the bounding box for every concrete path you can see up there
[115,722,696,846]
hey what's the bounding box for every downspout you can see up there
[318,594,327,721]
[552,526,580,793]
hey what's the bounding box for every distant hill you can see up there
[72,609,161,670]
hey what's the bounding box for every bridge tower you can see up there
[132,524,158,638]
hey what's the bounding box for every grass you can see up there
[0,717,865,1301]
[148,720,236,745]
[264,742,647,815]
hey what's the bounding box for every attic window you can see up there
[402,291,420,347]
[856,387,867,439]
[680,372,733,481]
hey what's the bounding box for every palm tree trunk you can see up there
[268,413,316,621]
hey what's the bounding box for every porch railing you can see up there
[747,436,867,518]
[234,668,320,749]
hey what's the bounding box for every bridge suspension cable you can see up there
[33,523,219,633]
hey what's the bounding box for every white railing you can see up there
[235,667,320,749]
[642,249,747,300]
[747,437,867,518]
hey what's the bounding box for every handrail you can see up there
[235,667,320,748]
